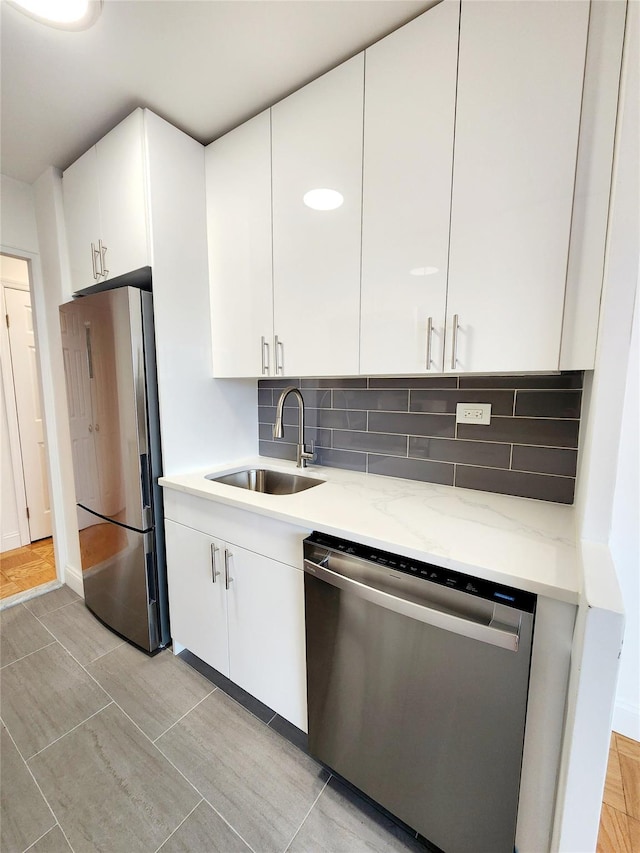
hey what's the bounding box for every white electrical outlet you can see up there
[456,402,492,425]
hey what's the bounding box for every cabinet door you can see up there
[360,1,459,375]
[206,110,274,377]
[446,1,589,373]
[271,55,364,377]
[63,145,101,292]
[226,545,307,731]
[96,109,151,282]
[164,520,229,676]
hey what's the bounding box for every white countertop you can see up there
[159,457,580,604]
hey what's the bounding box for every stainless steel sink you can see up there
[205,468,324,495]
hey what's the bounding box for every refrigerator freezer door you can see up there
[78,507,160,652]
[60,287,151,532]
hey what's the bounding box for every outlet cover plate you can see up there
[456,402,492,425]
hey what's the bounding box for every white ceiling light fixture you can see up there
[7,0,102,30]
[303,188,344,211]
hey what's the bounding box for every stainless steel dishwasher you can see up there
[303,532,536,853]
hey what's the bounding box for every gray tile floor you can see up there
[1,586,427,853]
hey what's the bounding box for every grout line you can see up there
[153,798,204,853]
[153,688,217,744]
[198,794,259,853]
[283,773,332,852]
[26,596,84,619]
[0,639,57,670]
[1,722,63,849]
[22,825,64,852]
[86,639,128,665]
[26,701,114,761]
[266,711,278,726]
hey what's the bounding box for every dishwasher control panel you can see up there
[305,531,536,614]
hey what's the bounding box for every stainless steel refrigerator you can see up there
[59,286,169,653]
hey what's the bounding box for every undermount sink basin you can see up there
[206,468,324,495]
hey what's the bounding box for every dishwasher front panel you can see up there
[304,540,535,853]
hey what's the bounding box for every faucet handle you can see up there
[299,439,315,468]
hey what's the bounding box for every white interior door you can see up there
[4,287,51,542]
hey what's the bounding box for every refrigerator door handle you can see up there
[140,453,151,508]
[146,551,157,605]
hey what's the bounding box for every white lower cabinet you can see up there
[164,513,307,731]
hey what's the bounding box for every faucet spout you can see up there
[272,386,315,468]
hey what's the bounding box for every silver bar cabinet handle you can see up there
[210,543,220,584]
[98,239,109,277]
[425,316,433,370]
[274,336,284,375]
[224,549,234,590]
[261,336,270,375]
[91,242,99,280]
[450,314,459,370]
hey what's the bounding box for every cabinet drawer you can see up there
[163,489,309,568]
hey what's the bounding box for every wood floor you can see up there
[598,732,640,852]
[0,538,56,600]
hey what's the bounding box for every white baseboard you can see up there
[62,562,84,598]
[613,701,640,742]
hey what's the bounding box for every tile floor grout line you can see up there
[21,820,75,853]
[26,701,114,762]
[152,687,218,743]
[24,595,84,619]
[282,773,332,852]
[21,826,56,853]
[197,793,260,853]
[86,638,128,665]
[0,639,58,670]
[151,724,221,794]
[2,716,77,853]
[153,797,204,853]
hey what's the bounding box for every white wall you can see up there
[0,172,81,594]
[32,168,84,596]
[610,291,639,739]
[553,5,638,847]
[574,0,639,734]
[0,176,38,253]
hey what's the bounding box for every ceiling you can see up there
[1,0,435,184]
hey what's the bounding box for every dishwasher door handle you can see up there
[303,558,520,652]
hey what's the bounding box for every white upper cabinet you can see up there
[445,1,590,374]
[360,0,459,376]
[271,55,364,377]
[206,111,273,377]
[63,145,101,291]
[63,109,151,293]
[95,110,150,282]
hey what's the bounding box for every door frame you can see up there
[0,245,62,598]
[0,273,31,548]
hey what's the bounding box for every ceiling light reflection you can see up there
[303,189,344,211]
[410,266,439,276]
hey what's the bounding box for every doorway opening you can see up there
[0,252,56,600]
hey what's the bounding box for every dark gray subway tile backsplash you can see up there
[258,372,583,504]
[409,389,514,415]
